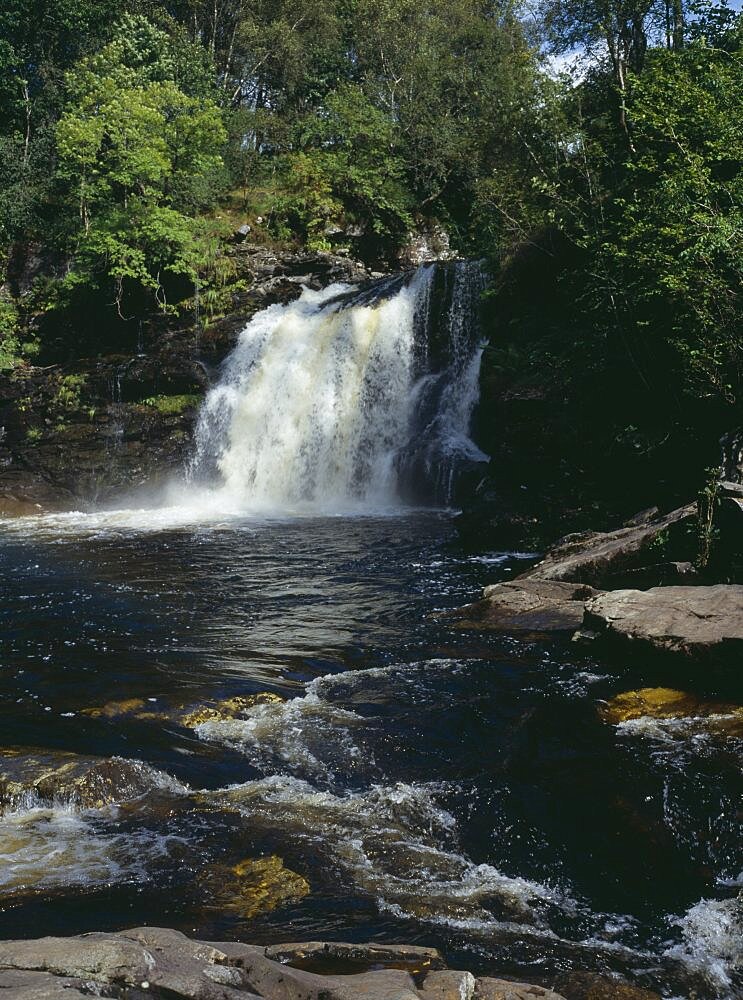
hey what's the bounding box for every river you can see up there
[0,266,741,998]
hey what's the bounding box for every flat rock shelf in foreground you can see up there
[0,927,664,1000]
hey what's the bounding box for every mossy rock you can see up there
[180,692,284,728]
[599,687,743,725]
[197,855,309,919]
[0,749,162,812]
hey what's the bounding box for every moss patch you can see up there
[140,393,201,415]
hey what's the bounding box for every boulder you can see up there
[0,968,98,998]
[0,928,257,998]
[0,749,167,812]
[598,687,743,725]
[197,854,309,919]
[0,927,584,1000]
[264,941,444,974]
[622,507,660,528]
[529,505,696,589]
[440,578,601,633]
[578,585,743,666]
[419,971,476,999]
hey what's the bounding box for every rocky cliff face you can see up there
[0,247,373,512]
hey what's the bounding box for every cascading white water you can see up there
[188,261,488,512]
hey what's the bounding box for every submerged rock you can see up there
[0,749,172,812]
[180,693,284,728]
[555,971,661,1000]
[440,578,601,633]
[81,697,162,720]
[78,691,284,728]
[197,854,309,919]
[578,585,743,666]
[599,687,743,726]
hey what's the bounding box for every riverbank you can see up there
[446,497,743,682]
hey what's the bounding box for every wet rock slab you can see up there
[440,579,601,633]
[447,501,743,669]
[579,585,743,665]
[0,927,565,1000]
[0,927,670,999]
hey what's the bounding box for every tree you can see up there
[55,14,226,314]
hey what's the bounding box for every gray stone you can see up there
[0,927,582,1000]
[622,507,660,528]
[0,969,95,998]
[326,969,419,999]
[554,970,661,999]
[530,505,696,588]
[718,480,743,497]
[578,585,743,665]
[0,929,258,1000]
[419,970,476,999]
[440,578,601,633]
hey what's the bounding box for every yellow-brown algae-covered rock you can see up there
[180,692,284,728]
[198,855,309,919]
[599,687,743,725]
[81,698,163,720]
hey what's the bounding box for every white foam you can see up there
[217,774,563,930]
[617,714,743,744]
[665,895,743,994]
[195,691,371,782]
[0,803,181,894]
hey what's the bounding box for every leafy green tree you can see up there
[275,85,412,249]
[54,14,226,314]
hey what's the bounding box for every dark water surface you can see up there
[1,510,741,997]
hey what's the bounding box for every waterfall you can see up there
[188,261,489,512]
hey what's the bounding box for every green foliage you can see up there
[141,393,201,414]
[272,85,413,249]
[53,374,87,412]
[53,15,227,314]
[0,294,39,369]
[697,467,722,569]
[0,296,21,370]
